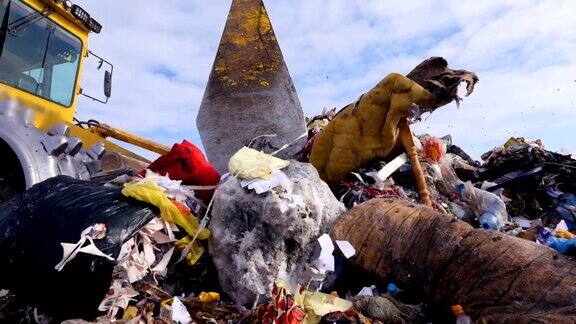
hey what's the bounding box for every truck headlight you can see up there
[71,4,90,25]
[88,18,101,34]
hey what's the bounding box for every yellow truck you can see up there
[0,0,169,202]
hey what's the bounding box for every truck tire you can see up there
[0,139,25,203]
[0,100,105,202]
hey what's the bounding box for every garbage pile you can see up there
[301,108,576,244]
[0,141,239,323]
[2,128,574,323]
[2,59,576,322]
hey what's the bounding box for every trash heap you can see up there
[300,105,576,252]
[2,58,576,322]
[2,128,575,323]
[0,141,241,323]
[315,132,576,246]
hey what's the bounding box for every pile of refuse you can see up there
[1,127,575,323]
[320,132,576,248]
[2,59,576,323]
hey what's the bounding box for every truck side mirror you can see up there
[104,70,112,98]
[81,50,113,104]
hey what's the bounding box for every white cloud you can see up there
[74,0,576,160]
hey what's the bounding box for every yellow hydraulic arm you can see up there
[94,123,171,156]
[69,119,171,161]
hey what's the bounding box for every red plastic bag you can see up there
[140,140,220,201]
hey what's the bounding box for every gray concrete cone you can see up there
[196,0,307,173]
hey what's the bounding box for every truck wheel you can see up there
[0,100,106,201]
[0,139,25,203]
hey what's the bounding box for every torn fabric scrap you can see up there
[55,223,113,271]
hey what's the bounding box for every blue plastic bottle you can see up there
[387,283,398,295]
[479,212,500,230]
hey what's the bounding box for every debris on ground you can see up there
[3,0,574,321]
[308,72,435,183]
[307,57,478,185]
[2,47,575,323]
[0,176,157,319]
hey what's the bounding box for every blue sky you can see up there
[75,0,576,160]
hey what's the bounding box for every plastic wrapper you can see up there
[121,180,209,240]
[228,146,290,180]
[439,165,508,229]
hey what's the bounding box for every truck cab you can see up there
[0,0,149,202]
[0,0,105,128]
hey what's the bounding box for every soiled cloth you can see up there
[309,73,434,183]
[406,56,478,111]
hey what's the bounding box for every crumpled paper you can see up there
[315,234,335,273]
[240,169,292,194]
[172,297,192,324]
[98,277,139,318]
[335,240,356,259]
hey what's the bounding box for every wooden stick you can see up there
[398,118,432,207]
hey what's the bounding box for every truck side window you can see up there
[0,0,82,107]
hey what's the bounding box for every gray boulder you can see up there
[209,162,345,306]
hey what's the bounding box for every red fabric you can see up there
[140,140,220,201]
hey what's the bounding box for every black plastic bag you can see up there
[0,176,157,320]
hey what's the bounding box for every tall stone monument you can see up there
[196,0,307,173]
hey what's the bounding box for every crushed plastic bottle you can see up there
[452,304,471,324]
[440,165,508,230]
[461,182,508,230]
[479,212,500,230]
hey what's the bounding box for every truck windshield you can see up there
[0,0,81,106]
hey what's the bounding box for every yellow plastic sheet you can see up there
[228,146,290,180]
[174,236,205,265]
[122,180,210,240]
[198,291,221,303]
[295,288,353,324]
